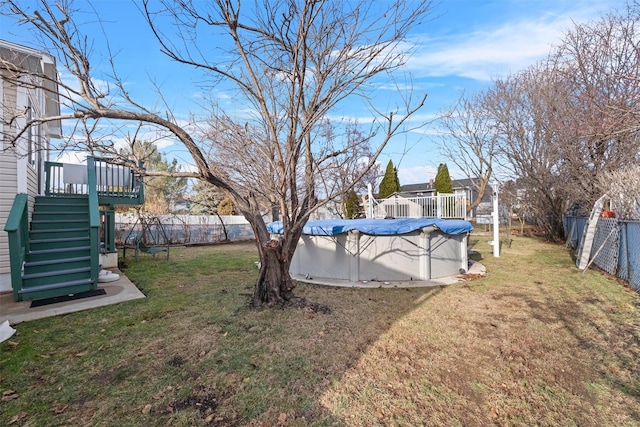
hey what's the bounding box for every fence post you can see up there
[492,183,500,257]
[625,222,631,287]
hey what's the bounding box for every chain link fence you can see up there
[114,213,255,246]
[564,215,640,292]
[590,218,619,275]
[618,221,640,292]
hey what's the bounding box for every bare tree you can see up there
[438,5,640,241]
[500,179,531,238]
[485,62,571,240]
[1,0,431,305]
[438,91,497,215]
[311,119,382,217]
[551,6,640,206]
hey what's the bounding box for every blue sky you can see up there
[0,0,627,185]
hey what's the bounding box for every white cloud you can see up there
[407,2,621,81]
[179,163,199,173]
[58,71,116,111]
[398,164,438,185]
[376,81,446,91]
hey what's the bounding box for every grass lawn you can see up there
[1,236,639,426]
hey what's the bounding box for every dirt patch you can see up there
[461,272,485,281]
[167,354,185,367]
[282,296,332,314]
[169,388,238,426]
[171,391,219,413]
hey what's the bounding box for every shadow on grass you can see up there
[483,245,640,423]
[4,238,639,426]
[0,241,445,426]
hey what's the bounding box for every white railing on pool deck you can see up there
[369,193,467,219]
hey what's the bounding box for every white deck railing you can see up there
[369,193,467,219]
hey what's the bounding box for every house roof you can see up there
[0,39,61,138]
[400,178,482,193]
[400,182,433,193]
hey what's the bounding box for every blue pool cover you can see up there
[267,218,474,236]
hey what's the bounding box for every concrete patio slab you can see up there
[0,269,145,325]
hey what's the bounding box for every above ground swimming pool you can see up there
[267,218,474,283]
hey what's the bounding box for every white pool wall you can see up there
[286,226,469,282]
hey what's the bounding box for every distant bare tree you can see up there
[485,62,571,240]
[500,179,530,237]
[444,6,640,241]
[438,91,497,215]
[1,0,431,305]
[551,6,640,206]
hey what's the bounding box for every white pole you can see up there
[367,183,374,219]
[492,182,500,257]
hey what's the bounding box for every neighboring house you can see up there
[0,40,61,293]
[309,199,344,220]
[399,178,493,219]
[1,40,144,301]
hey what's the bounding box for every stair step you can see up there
[31,216,89,222]
[29,237,91,252]
[34,196,89,214]
[22,266,92,288]
[23,266,91,280]
[34,206,88,213]
[29,228,89,240]
[28,246,91,262]
[29,246,92,256]
[25,256,91,275]
[30,227,88,232]
[32,212,89,221]
[26,255,90,266]
[19,278,94,295]
[35,195,88,203]
[35,198,88,204]
[34,200,89,211]
[31,219,89,230]
[29,236,90,245]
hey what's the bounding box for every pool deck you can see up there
[292,260,486,288]
[0,269,146,326]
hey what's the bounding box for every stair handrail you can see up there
[44,161,64,196]
[4,194,29,301]
[87,157,100,287]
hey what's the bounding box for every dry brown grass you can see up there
[318,238,640,426]
[1,237,639,426]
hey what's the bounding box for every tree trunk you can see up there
[214,211,229,241]
[252,239,296,306]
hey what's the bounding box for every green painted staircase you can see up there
[20,195,97,301]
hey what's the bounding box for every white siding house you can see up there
[0,40,61,293]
